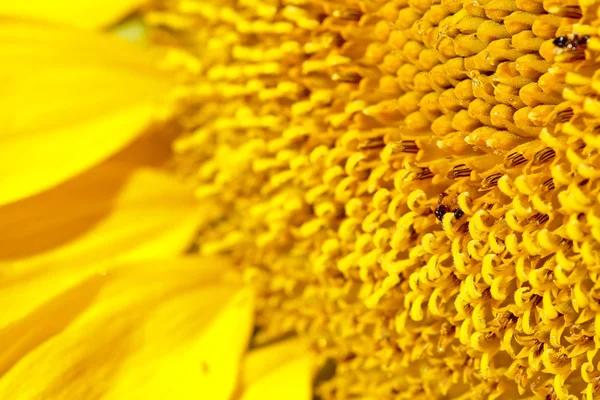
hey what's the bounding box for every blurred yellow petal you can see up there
[240,339,315,400]
[0,162,205,334]
[0,258,255,400]
[0,19,172,206]
[0,1,145,29]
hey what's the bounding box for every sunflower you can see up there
[0,4,313,399]
[6,0,600,398]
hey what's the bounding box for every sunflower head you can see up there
[139,0,600,396]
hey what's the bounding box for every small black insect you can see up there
[435,204,447,221]
[553,36,569,48]
[453,208,464,220]
[573,35,590,47]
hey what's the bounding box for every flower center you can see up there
[148,0,600,397]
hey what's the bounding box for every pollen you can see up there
[148,0,600,397]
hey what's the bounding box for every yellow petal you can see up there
[0,1,145,29]
[0,258,255,400]
[240,339,315,400]
[0,19,172,206]
[0,162,205,333]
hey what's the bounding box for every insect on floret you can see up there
[553,34,590,51]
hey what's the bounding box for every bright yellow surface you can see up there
[0,19,172,206]
[0,258,254,399]
[241,339,315,400]
[0,162,201,335]
[0,0,145,28]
